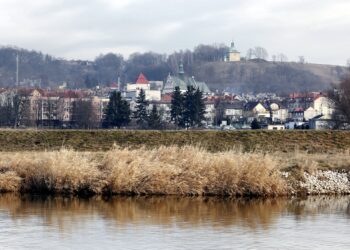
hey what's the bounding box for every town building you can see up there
[162,64,211,95]
[126,73,162,101]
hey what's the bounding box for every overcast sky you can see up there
[0,0,349,65]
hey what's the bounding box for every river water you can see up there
[0,195,349,250]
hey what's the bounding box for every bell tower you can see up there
[178,61,185,79]
[228,41,241,62]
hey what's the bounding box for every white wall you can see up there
[304,107,316,121]
[313,97,334,120]
[145,90,161,101]
[126,83,150,92]
[225,109,243,116]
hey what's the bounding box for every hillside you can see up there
[0,46,347,93]
[193,61,347,93]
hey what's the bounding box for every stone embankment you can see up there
[297,171,350,195]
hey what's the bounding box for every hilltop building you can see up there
[226,41,241,62]
[162,63,211,95]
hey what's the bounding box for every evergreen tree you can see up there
[251,118,261,130]
[170,86,184,127]
[103,91,131,128]
[134,89,149,128]
[148,105,162,130]
[193,88,206,126]
[214,99,225,126]
[0,97,16,127]
[182,86,196,128]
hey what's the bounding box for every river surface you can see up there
[0,195,349,250]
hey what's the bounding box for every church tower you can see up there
[178,61,185,80]
[228,41,241,62]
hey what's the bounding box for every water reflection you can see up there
[0,195,349,231]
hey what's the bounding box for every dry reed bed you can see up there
[0,146,349,197]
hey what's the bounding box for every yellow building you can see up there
[227,42,241,62]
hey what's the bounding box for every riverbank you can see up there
[0,129,349,152]
[0,146,349,197]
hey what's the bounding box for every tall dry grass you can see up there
[0,150,104,195]
[0,146,349,197]
[103,146,286,196]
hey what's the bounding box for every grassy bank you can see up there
[0,146,349,197]
[0,129,350,152]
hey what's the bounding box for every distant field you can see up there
[0,129,349,152]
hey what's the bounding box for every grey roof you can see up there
[244,101,261,111]
[310,114,324,120]
[224,101,245,110]
[163,75,211,94]
[229,42,240,53]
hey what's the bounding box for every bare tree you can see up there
[72,99,99,129]
[271,55,277,63]
[47,98,57,128]
[254,47,269,60]
[277,53,288,63]
[246,49,255,60]
[328,76,350,128]
[298,56,305,64]
[12,95,31,128]
[0,97,14,127]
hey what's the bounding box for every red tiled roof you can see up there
[294,107,304,112]
[161,94,172,102]
[17,88,45,96]
[136,73,149,84]
[110,83,119,88]
[289,92,323,99]
[45,90,87,99]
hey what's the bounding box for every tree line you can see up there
[0,44,272,88]
[1,45,346,94]
[328,72,350,129]
[0,45,229,88]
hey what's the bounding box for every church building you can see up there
[226,41,241,62]
[162,63,211,96]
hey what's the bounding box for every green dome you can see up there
[229,42,239,53]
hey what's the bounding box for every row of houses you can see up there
[219,95,335,130]
[0,88,108,127]
[0,68,336,129]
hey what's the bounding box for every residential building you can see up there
[224,102,245,122]
[126,73,161,101]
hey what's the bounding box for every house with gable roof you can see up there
[244,101,270,123]
[127,73,150,92]
[126,73,161,101]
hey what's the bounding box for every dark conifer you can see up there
[148,105,162,130]
[170,86,184,128]
[103,91,131,128]
[134,89,149,128]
